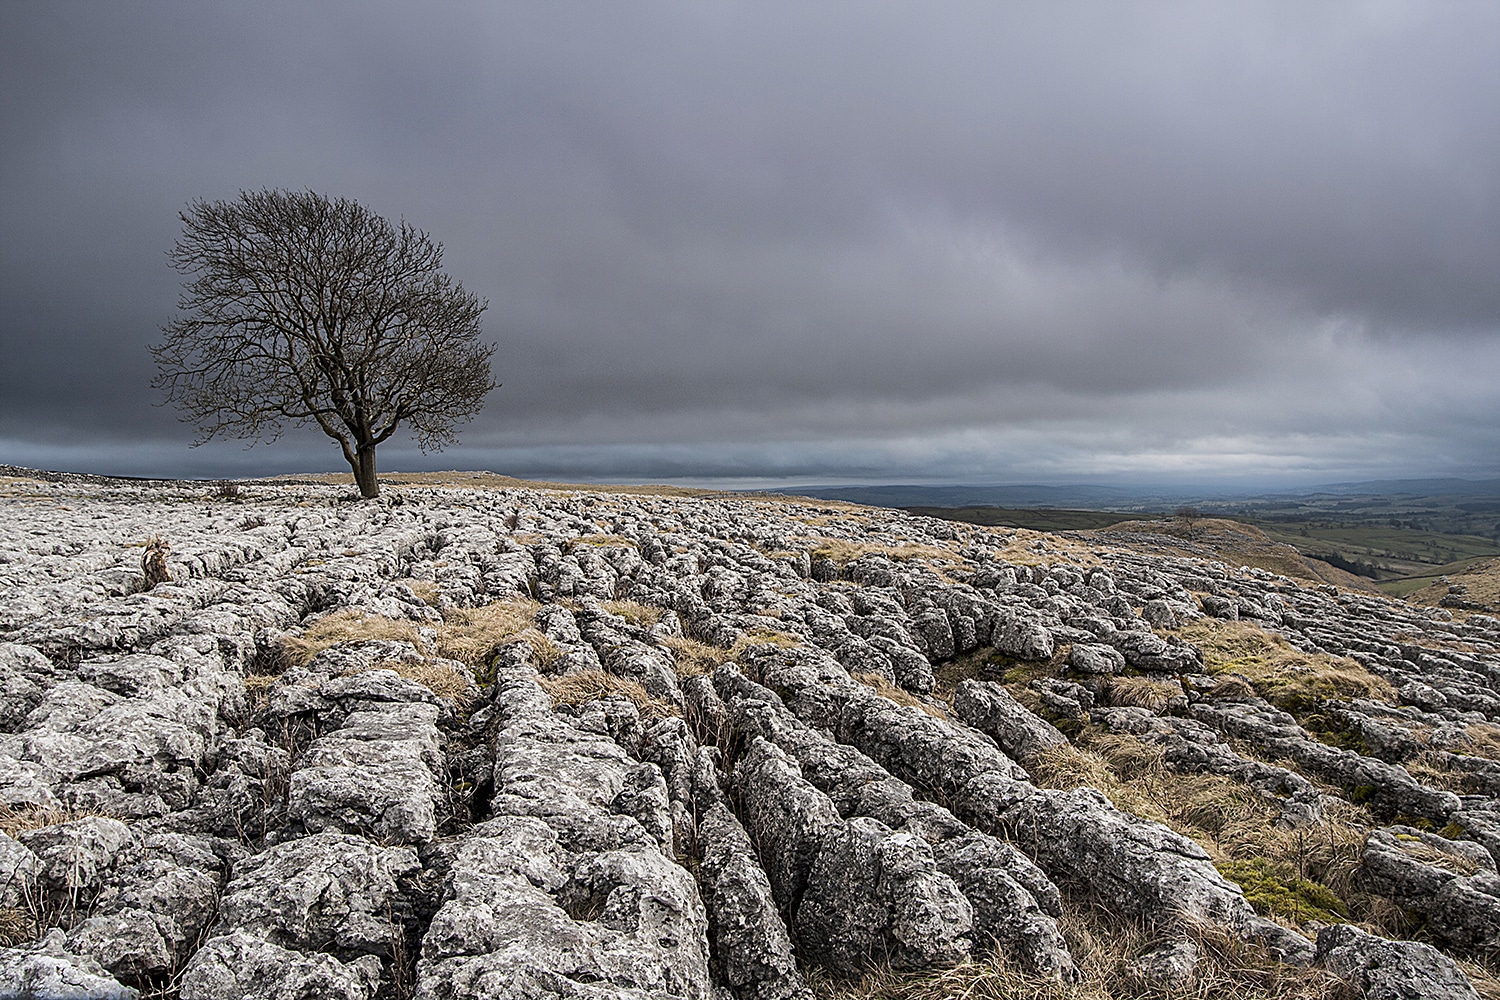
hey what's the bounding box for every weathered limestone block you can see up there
[953,679,1069,765]
[732,737,972,975]
[0,929,137,1000]
[1315,924,1478,1000]
[418,663,712,999]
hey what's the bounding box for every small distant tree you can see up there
[1174,505,1201,532]
[153,189,497,498]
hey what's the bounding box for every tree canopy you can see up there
[153,189,496,497]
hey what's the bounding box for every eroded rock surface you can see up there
[1,470,1497,997]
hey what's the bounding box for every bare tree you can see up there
[153,189,496,498]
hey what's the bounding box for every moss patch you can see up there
[1217,858,1349,925]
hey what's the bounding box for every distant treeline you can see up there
[1309,551,1384,579]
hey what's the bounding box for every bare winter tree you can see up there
[153,189,497,498]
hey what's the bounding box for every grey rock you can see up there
[1128,939,1199,990]
[210,832,421,957]
[1316,923,1478,1000]
[1068,642,1126,675]
[952,679,1068,764]
[181,930,383,1000]
[0,929,137,1000]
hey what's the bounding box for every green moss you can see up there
[1350,785,1377,805]
[1217,859,1349,925]
[1300,711,1371,754]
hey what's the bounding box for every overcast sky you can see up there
[2,2,1498,488]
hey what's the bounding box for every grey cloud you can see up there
[1,1,1497,485]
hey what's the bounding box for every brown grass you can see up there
[435,598,544,665]
[1107,676,1183,712]
[281,610,431,667]
[852,672,947,720]
[562,534,638,553]
[809,905,1353,1000]
[661,635,734,678]
[730,628,805,653]
[243,672,278,713]
[397,579,442,606]
[601,599,666,628]
[538,669,677,721]
[1463,724,1500,761]
[0,804,79,839]
[807,538,957,566]
[1026,729,1372,925]
[337,659,474,704]
[1175,619,1396,710]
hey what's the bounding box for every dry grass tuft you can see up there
[808,903,1353,999]
[1462,723,1500,761]
[0,907,32,948]
[0,804,79,839]
[562,534,638,553]
[538,669,677,721]
[1396,837,1485,876]
[397,578,442,606]
[436,597,544,665]
[1107,676,1182,712]
[374,659,474,704]
[601,599,666,628]
[1026,729,1374,930]
[243,672,278,713]
[807,538,956,566]
[282,610,431,667]
[661,635,733,678]
[731,628,804,653]
[852,673,947,720]
[1176,619,1396,710]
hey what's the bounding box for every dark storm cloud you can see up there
[2,1,1498,484]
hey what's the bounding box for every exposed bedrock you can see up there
[741,646,1313,963]
[5,476,1500,998]
[713,665,1075,980]
[414,661,712,999]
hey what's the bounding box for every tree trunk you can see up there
[352,444,379,498]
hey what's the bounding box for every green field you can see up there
[1251,522,1500,580]
[904,506,1157,532]
[909,505,1500,593]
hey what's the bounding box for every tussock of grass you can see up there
[731,628,804,653]
[0,907,31,948]
[1176,619,1396,711]
[397,578,442,606]
[538,669,677,721]
[339,659,474,704]
[1395,837,1485,876]
[1107,676,1182,712]
[661,635,733,678]
[852,672,947,720]
[281,598,558,690]
[282,609,430,667]
[243,672,278,712]
[1463,723,1500,761]
[601,599,666,628]
[807,538,955,566]
[808,904,1354,1000]
[0,804,82,839]
[436,598,544,665]
[562,534,638,553]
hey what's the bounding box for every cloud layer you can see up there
[3,2,1498,486]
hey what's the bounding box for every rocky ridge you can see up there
[0,471,1497,998]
